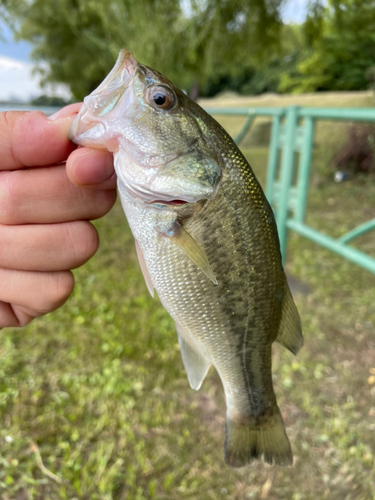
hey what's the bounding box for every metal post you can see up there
[295,116,315,223]
[276,106,299,261]
[234,114,255,145]
[339,219,375,244]
[206,105,375,275]
[265,115,282,206]
[287,220,375,274]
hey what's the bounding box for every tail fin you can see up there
[224,409,293,467]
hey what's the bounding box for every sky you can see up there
[0,0,310,102]
[0,24,71,102]
[282,0,309,24]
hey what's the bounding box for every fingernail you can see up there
[47,103,82,121]
[47,110,76,122]
[47,109,66,121]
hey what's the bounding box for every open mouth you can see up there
[152,199,188,206]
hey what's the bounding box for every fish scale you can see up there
[69,49,303,467]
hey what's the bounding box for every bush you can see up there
[332,124,375,174]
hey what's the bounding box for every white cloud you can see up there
[282,0,329,24]
[0,56,25,70]
[282,0,309,24]
[0,55,71,102]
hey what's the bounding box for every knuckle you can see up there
[0,171,22,225]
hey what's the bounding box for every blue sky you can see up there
[0,0,309,101]
[0,24,31,62]
[0,23,70,101]
[282,0,309,24]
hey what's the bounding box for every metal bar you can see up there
[271,185,298,211]
[205,107,285,117]
[295,117,315,223]
[265,115,282,204]
[234,114,255,145]
[206,106,375,121]
[205,104,375,273]
[287,220,375,274]
[299,108,375,121]
[276,107,299,261]
[339,219,375,244]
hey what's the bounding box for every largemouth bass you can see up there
[69,50,303,467]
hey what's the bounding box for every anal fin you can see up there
[135,240,154,298]
[176,322,210,390]
[276,285,303,355]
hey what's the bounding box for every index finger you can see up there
[0,103,82,170]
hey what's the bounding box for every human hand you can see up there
[0,104,117,328]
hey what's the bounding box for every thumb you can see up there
[0,103,82,170]
[66,147,117,190]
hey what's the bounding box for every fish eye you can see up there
[148,85,176,111]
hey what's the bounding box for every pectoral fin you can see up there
[135,240,154,298]
[165,222,217,285]
[176,322,211,390]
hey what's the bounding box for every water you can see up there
[0,104,62,116]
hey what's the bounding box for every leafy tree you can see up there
[203,23,305,96]
[4,0,284,100]
[30,94,71,106]
[280,0,375,93]
[173,0,283,97]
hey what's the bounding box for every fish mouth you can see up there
[117,176,196,205]
[69,49,138,147]
[92,49,137,96]
[151,199,188,206]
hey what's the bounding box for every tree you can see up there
[171,0,283,97]
[279,0,375,93]
[30,94,71,106]
[202,23,306,97]
[4,0,284,100]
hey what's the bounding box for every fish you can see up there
[69,49,303,467]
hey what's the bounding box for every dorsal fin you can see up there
[135,239,154,298]
[175,322,211,390]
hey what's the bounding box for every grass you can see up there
[1,92,375,499]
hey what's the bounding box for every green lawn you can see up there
[1,92,375,499]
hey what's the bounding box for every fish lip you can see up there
[150,199,189,207]
[117,176,205,206]
[93,49,137,96]
[69,118,107,147]
[69,49,138,145]
[68,125,75,142]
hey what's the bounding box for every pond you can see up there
[0,104,62,115]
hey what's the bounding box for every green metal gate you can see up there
[207,106,375,274]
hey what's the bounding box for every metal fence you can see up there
[207,106,375,274]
